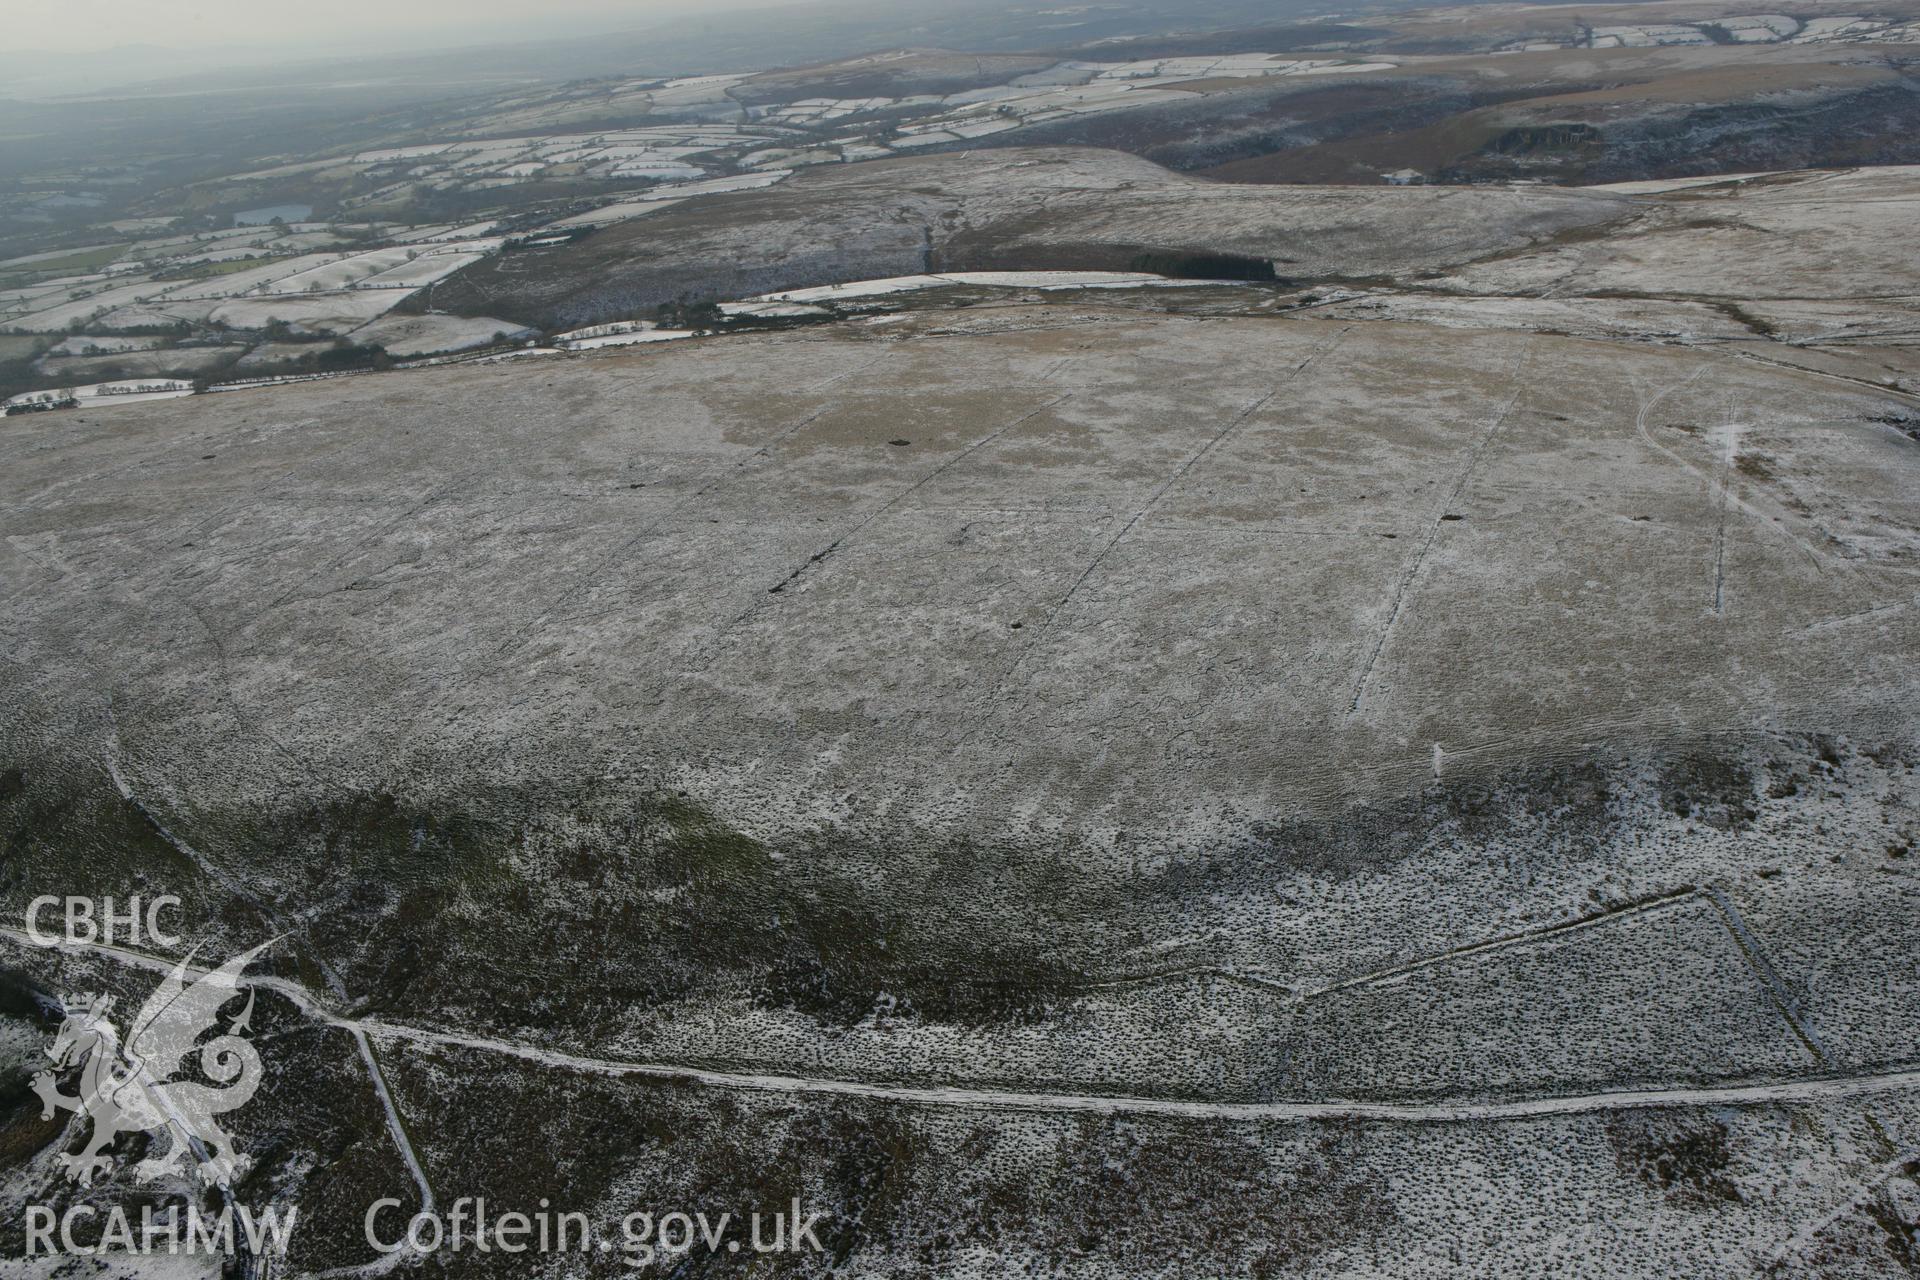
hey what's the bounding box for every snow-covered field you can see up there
[47,333,166,355]
[1578,11,1918,47]
[547,199,688,229]
[757,271,1224,304]
[165,253,344,301]
[350,313,533,356]
[719,300,833,318]
[95,299,223,330]
[554,319,701,348]
[559,329,699,349]
[1585,172,1774,193]
[542,172,793,229]
[37,345,240,380]
[354,250,495,289]
[392,220,501,243]
[254,125,796,203]
[5,378,192,410]
[3,234,513,342]
[1589,23,1715,46]
[259,248,422,294]
[2,281,160,333]
[762,53,1397,144]
[209,290,416,332]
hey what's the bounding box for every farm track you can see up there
[8,924,1916,1127]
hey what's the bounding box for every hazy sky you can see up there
[11,0,825,54]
